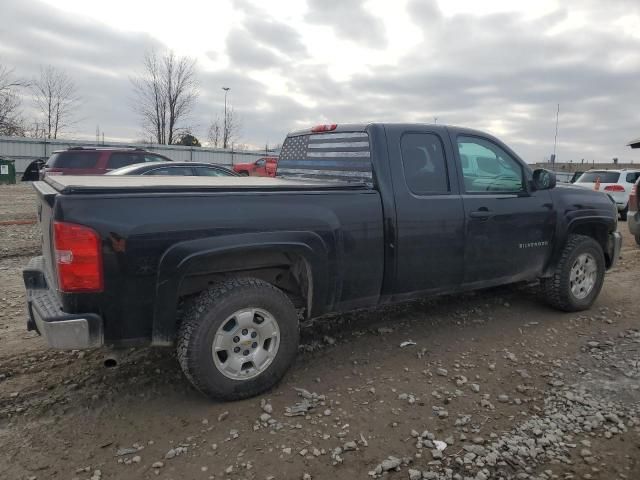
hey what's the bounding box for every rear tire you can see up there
[177,278,299,401]
[541,234,605,312]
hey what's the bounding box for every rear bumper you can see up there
[629,211,640,236]
[23,256,103,349]
[607,232,622,270]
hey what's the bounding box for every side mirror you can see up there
[532,168,556,190]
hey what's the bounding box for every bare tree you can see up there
[0,63,28,136]
[207,117,222,148]
[222,106,241,149]
[131,50,199,145]
[32,65,80,139]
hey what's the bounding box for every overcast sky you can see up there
[1,0,639,163]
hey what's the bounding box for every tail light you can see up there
[311,124,337,133]
[630,183,638,210]
[53,221,103,292]
[603,185,625,192]
[43,168,63,176]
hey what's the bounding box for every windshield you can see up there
[576,171,620,183]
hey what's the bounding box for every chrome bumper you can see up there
[24,256,103,349]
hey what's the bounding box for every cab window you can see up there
[457,136,524,193]
[400,133,449,194]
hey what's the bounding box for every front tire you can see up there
[541,234,605,312]
[177,278,299,401]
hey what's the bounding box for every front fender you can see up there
[152,231,330,345]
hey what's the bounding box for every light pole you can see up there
[222,87,230,148]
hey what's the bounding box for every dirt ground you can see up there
[0,183,638,480]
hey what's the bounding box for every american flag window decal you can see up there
[276,132,373,184]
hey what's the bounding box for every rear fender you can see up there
[152,231,330,345]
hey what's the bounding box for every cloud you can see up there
[1,0,639,164]
[305,0,387,46]
[225,28,285,69]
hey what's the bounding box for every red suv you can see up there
[232,156,278,177]
[41,147,172,178]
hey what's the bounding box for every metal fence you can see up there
[0,136,268,174]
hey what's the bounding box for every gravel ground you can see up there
[0,184,638,480]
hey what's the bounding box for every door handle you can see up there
[469,209,492,219]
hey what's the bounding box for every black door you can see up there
[386,126,465,297]
[453,133,555,287]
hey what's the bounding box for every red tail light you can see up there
[603,185,625,192]
[311,124,337,133]
[53,221,103,293]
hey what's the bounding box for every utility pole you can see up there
[433,116,438,124]
[222,86,230,149]
[552,103,560,167]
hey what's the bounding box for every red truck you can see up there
[233,156,277,177]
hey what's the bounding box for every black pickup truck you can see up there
[24,123,621,400]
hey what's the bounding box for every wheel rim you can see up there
[212,308,280,380]
[569,253,598,299]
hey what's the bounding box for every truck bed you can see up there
[44,175,369,195]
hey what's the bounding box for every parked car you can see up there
[40,147,172,178]
[573,169,640,220]
[24,123,621,401]
[233,156,277,177]
[628,177,640,246]
[21,158,45,181]
[107,161,237,177]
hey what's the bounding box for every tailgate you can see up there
[32,181,59,290]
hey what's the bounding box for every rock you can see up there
[431,449,443,459]
[408,468,422,480]
[436,368,448,377]
[218,411,229,422]
[344,441,357,451]
[164,449,176,460]
[131,455,141,464]
[324,408,332,416]
[437,410,449,419]
[470,383,480,393]
[262,401,273,414]
[152,461,164,469]
[380,456,402,471]
[303,474,312,480]
[260,413,271,422]
[498,394,509,403]
[283,447,292,454]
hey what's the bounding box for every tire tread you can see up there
[177,277,296,400]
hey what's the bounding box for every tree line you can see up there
[0,50,240,148]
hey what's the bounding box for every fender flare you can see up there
[152,231,331,345]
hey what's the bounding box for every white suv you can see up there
[573,169,640,220]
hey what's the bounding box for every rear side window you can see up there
[400,133,449,194]
[626,172,640,183]
[277,132,372,183]
[107,153,145,169]
[194,166,230,177]
[145,166,194,176]
[577,171,620,183]
[47,152,100,169]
